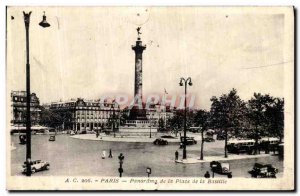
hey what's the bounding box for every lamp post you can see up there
[23,11,50,176]
[179,77,192,160]
[118,153,124,177]
[149,113,153,138]
[146,112,153,138]
[111,100,116,137]
[111,100,117,138]
[149,113,152,138]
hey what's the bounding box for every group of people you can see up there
[101,149,113,159]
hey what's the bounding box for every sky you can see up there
[6,7,292,109]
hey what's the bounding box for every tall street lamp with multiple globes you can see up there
[23,11,50,176]
[179,77,192,160]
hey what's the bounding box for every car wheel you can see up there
[45,165,50,170]
[31,168,36,174]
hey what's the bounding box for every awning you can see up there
[10,125,50,130]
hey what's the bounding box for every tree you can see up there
[167,110,184,136]
[210,89,246,158]
[266,98,284,142]
[167,109,194,136]
[247,93,275,154]
[119,111,129,126]
[194,109,210,160]
[158,118,166,132]
[40,107,61,128]
[40,107,74,130]
[107,111,120,137]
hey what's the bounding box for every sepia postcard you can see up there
[6,6,294,191]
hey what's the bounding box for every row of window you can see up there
[78,122,106,128]
[12,96,39,103]
[76,119,109,123]
[127,120,150,124]
[13,103,40,107]
[76,116,112,120]
[75,111,118,116]
[50,104,116,110]
[75,107,119,111]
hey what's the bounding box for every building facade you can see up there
[11,91,41,126]
[49,98,120,132]
[146,104,175,128]
[125,103,174,128]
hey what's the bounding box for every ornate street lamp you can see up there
[111,100,117,138]
[23,11,51,176]
[147,112,153,138]
[179,77,192,160]
[118,153,125,177]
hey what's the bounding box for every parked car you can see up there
[258,137,280,153]
[22,160,50,174]
[204,137,215,142]
[248,163,278,178]
[189,127,200,133]
[227,139,256,154]
[180,136,197,145]
[206,129,215,136]
[216,133,226,140]
[210,161,232,175]
[153,139,168,145]
[49,135,55,141]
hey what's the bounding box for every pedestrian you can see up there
[175,150,179,161]
[108,149,113,158]
[179,142,183,149]
[204,171,210,178]
[265,143,269,154]
[102,150,106,159]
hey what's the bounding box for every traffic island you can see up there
[70,133,181,143]
[175,154,272,164]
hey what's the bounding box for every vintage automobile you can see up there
[216,132,233,140]
[22,160,50,174]
[248,163,278,178]
[153,138,168,145]
[70,131,75,135]
[258,137,280,153]
[210,161,232,176]
[189,127,201,133]
[216,131,226,140]
[49,135,55,141]
[203,137,215,142]
[226,139,256,154]
[180,136,197,145]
